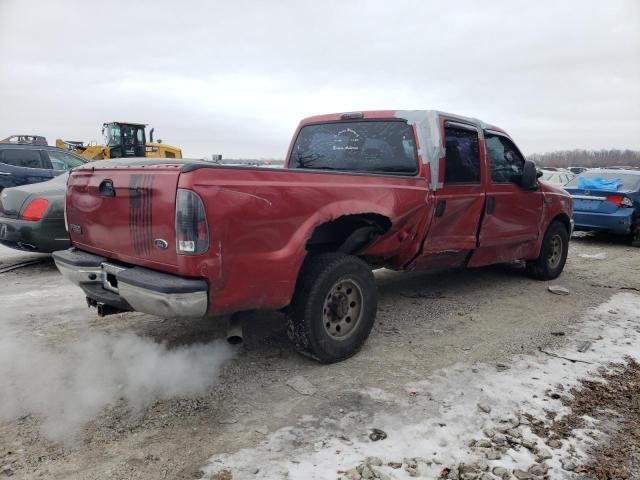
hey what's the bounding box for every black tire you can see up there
[526,220,569,280]
[287,252,377,363]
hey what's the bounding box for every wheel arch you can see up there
[304,212,392,256]
[548,212,572,235]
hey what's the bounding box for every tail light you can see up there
[175,189,209,254]
[21,198,49,221]
[607,195,633,207]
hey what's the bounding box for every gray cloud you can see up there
[0,0,638,157]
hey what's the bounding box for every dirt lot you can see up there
[0,233,639,480]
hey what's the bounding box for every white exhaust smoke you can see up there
[0,327,235,442]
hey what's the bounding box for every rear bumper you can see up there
[0,216,70,253]
[52,248,208,318]
[572,209,635,234]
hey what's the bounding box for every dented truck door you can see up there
[468,131,543,266]
[410,121,486,270]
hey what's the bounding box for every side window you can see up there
[444,125,481,184]
[0,149,44,169]
[486,134,525,184]
[48,151,85,171]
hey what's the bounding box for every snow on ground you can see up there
[576,252,607,260]
[201,293,640,479]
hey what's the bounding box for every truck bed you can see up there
[66,159,432,313]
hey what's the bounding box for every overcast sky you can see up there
[0,0,638,159]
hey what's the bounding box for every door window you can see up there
[48,151,86,171]
[486,134,525,184]
[0,149,44,169]
[443,125,481,184]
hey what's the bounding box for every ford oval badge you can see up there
[154,239,169,250]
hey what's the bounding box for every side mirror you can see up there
[521,160,538,190]
[536,169,544,179]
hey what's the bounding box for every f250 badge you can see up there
[154,239,168,250]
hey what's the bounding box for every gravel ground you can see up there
[552,358,640,479]
[0,232,638,480]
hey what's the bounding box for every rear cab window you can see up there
[289,120,418,175]
[0,149,46,169]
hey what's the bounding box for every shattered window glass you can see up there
[486,134,525,184]
[290,121,418,174]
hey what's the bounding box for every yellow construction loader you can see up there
[56,122,182,160]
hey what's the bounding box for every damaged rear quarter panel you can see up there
[180,166,430,314]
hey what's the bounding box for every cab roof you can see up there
[103,122,147,127]
[298,110,508,189]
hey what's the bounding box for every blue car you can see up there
[0,143,86,192]
[564,169,640,246]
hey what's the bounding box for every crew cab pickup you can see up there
[53,110,573,363]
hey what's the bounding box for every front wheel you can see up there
[526,220,569,280]
[287,253,377,363]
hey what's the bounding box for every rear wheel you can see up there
[287,253,377,363]
[526,220,569,280]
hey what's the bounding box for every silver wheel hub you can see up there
[548,234,563,269]
[322,278,363,339]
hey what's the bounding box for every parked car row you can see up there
[539,169,575,186]
[3,111,638,362]
[1,127,639,258]
[0,144,87,252]
[564,169,640,246]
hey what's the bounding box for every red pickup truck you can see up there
[53,110,572,363]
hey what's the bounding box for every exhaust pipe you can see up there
[226,313,244,345]
[86,297,128,317]
[97,303,127,317]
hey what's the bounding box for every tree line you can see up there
[528,149,640,168]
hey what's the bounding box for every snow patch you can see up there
[577,252,607,260]
[201,293,640,479]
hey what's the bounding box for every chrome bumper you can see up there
[53,248,208,319]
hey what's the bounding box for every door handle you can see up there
[486,196,496,215]
[435,199,446,217]
[99,179,115,197]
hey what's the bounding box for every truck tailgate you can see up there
[66,164,182,269]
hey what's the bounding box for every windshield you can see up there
[290,120,418,174]
[103,124,145,147]
[122,125,144,146]
[104,124,121,147]
[565,171,640,191]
